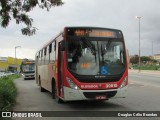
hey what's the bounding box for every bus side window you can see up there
[54,41,56,51]
[49,43,52,53]
[49,43,52,63]
[45,46,49,64]
[36,55,39,64]
[44,48,47,64]
[39,51,42,65]
[38,52,40,65]
[50,41,55,63]
[38,52,40,58]
[41,49,43,57]
[44,47,47,55]
[41,49,43,65]
[41,49,45,65]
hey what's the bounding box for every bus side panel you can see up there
[48,63,55,92]
[38,65,50,91]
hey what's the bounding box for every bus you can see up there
[35,27,128,103]
[21,60,35,80]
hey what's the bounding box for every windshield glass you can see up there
[21,64,35,72]
[67,38,126,75]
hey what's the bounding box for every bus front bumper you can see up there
[22,73,35,79]
[63,85,128,101]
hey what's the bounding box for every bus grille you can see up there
[83,91,117,99]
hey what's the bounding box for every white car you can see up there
[0,72,7,77]
[0,74,3,78]
[0,73,4,78]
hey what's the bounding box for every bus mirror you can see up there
[60,40,66,51]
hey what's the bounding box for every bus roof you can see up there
[65,26,122,32]
[36,26,123,54]
[36,30,63,53]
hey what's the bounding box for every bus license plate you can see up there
[95,95,106,100]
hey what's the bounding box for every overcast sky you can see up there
[0,0,160,59]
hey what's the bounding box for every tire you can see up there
[39,78,46,92]
[40,86,46,92]
[52,81,56,99]
[52,80,64,103]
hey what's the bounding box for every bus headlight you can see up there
[120,76,128,88]
[66,77,80,90]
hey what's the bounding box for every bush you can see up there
[0,75,20,111]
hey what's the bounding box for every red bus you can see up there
[35,27,128,103]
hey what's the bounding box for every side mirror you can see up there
[60,40,66,51]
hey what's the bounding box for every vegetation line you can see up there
[0,75,20,112]
[129,55,160,70]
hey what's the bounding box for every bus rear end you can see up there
[58,27,128,101]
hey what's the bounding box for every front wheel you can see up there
[52,82,64,103]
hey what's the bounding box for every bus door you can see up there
[36,56,39,84]
[57,41,64,97]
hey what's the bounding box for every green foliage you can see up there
[0,75,20,111]
[151,59,158,63]
[133,65,160,70]
[140,56,151,62]
[130,55,158,66]
[0,0,64,36]
[130,55,139,64]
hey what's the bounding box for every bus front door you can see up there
[57,41,64,98]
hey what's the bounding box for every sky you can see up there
[0,0,160,59]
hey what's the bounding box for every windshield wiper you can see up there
[101,40,111,56]
[81,37,96,55]
[80,37,98,64]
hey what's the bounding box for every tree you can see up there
[140,56,151,62]
[0,0,63,36]
[130,55,139,65]
[151,59,157,63]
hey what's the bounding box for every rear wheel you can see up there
[40,86,46,92]
[39,78,46,92]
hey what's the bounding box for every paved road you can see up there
[12,71,160,120]
[129,70,160,88]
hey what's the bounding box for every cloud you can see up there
[0,0,160,59]
[0,48,36,60]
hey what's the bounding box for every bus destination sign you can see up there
[73,29,118,38]
[24,62,34,64]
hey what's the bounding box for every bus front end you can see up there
[21,61,35,80]
[62,27,128,101]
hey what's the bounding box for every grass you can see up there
[140,65,160,70]
[0,74,20,112]
[133,65,160,70]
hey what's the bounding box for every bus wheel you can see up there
[39,79,46,92]
[52,82,64,103]
[40,86,46,92]
[52,82,56,99]
[55,88,64,103]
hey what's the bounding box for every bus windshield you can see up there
[21,64,35,73]
[67,38,126,75]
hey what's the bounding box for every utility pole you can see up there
[136,16,142,72]
[15,46,21,72]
